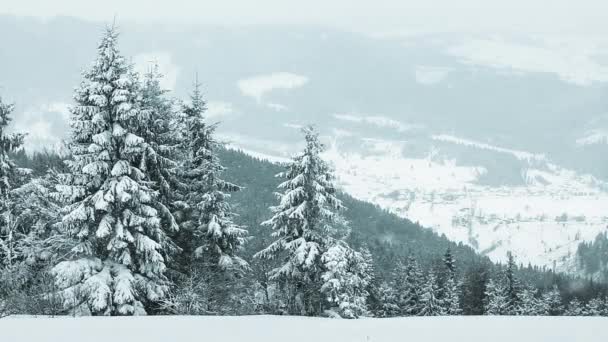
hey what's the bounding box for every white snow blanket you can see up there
[0,315,605,342]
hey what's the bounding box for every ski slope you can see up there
[0,315,605,342]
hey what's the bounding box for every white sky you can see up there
[2,0,608,35]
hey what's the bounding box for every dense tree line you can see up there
[1,27,607,318]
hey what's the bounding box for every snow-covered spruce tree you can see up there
[565,298,585,316]
[442,276,462,315]
[484,278,508,315]
[540,285,563,316]
[375,282,400,317]
[1,173,66,316]
[169,78,248,314]
[0,100,64,315]
[441,248,462,315]
[394,256,424,316]
[255,125,346,316]
[177,78,247,271]
[419,271,445,316]
[502,251,520,314]
[321,242,370,318]
[52,27,174,316]
[0,95,26,270]
[360,246,380,315]
[516,284,542,316]
[584,297,604,316]
[137,63,181,237]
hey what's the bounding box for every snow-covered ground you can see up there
[1,315,606,342]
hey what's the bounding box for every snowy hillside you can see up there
[233,128,608,273]
[323,134,608,271]
[1,315,606,342]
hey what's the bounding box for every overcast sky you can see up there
[3,0,608,35]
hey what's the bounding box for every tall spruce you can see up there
[255,125,346,316]
[484,278,508,315]
[441,248,462,315]
[178,78,247,271]
[52,27,173,315]
[503,251,520,314]
[0,95,26,269]
[138,63,181,237]
[394,256,424,316]
[516,283,543,315]
[541,285,564,316]
[419,271,444,316]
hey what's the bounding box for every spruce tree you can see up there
[320,242,370,318]
[419,271,444,316]
[255,125,346,316]
[0,95,26,269]
[585,297,604,316]
[441,248,462,315]
[52,27,173,315]
[178,78,247,271]
[503,251,520,314]
[541,285,564,316]
[394,256,424,316]
[484,278,508,315]
[138,63,181,236]
[565,298,584,316]
[516,283,542,315]
[375,282,400,317]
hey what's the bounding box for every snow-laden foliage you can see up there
[137,64,181,236]
[419,271,444,316]
[442,276,462,315]
[321,242,370,318]
[441,249,462,315]
[484,278,508,315]
[53,27,173,315]
[0,96,26,268]
[255,125,347,315]
[375,282,400,317]
[540,285,563,316]
[177,79,248,271]
[564,298,584,316]
[503,252,520,314]
[394,256,424,316]
[584,297,606,316]
[516,284,543,315]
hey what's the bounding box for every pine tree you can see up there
[443,248,456,275]
[540,285,564,316]
[320,242,370,318]
[585,297,604,316]
[462,261,490,315]
[138,63,181,236]
[484,278,508,315]
[516,283,543,315]
[443,276,462,315]
[419,271,444,316]
[503,251,520,314]
[360,246,379,314]
[255,125,346,316]
[441,248,462,315]
[394,256,424,316]
[178,78,247,271]
[565,298,585,316]
[375,282,400,317]
[52,27,174,315]
[0,95,27,269]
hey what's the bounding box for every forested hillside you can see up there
[2,26,608,319]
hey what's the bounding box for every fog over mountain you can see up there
[2,13,608,272]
